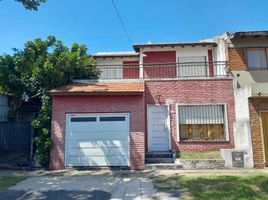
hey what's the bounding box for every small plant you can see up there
[176,151,181,158]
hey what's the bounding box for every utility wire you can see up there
[111,0,132,46]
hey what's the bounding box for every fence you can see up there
[96,61,228,79]
[0,114,34,167]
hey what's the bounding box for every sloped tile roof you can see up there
[49,81,144,96]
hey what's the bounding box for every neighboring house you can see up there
[224,31,268,169]
[49,38,236,170]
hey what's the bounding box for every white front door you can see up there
[148,105,169,152]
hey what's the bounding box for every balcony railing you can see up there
[96,61,228,79]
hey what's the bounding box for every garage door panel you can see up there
[70,123,128,132]
[68,140,128,148]
[66,113,130,167]
[69,131,128,140]
[68,147,128,157]
[68,155,129,166]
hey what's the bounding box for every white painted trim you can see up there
[65,112,130,167]
[64,115,69,167]
[176,105,180,142]
[73,77,233,83]
[167,104,172,150]
[224,103,229,141]
[147,104,171,151]
[176,103,229,142]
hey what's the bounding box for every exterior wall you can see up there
[143,51,176,78]
[228,48,247,71]
[145,79,235,152]
[140,46,227,77]
[233,84,254,168]
[228,42,268,168]
[123,61,139,78]
[249,97,268,168]
[213,33,228,61]
[95,57,139,79]
[50,95,145,170]
[141,46,211,61]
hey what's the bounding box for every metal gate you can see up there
[0,121,34,167]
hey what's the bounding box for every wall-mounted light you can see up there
[258,92,262,96]
[155,90,161,104]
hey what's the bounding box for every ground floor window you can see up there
[178,104,226,141]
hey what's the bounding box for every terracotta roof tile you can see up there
[49,81,144,96]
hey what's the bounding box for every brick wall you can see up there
[145,79,235,152]
[249,98,268,169]
[228,48,248,71]
[50,95,145,170]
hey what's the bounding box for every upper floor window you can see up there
[246,48,268,70]
[177,56,207,77]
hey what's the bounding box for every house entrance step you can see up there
[145,159,226,170]
[145,151,175,163]
[145,163,183,170]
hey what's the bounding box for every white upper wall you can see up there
[95,56,139,66]
[140,45,212,62]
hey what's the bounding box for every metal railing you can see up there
[96,61,228,79]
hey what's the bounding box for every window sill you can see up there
[179,139,228,143]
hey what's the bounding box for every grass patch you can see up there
[0,176,27,191]
[154,173,268,200]
[177,151,222,159]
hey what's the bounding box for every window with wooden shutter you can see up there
[178,105,226,141]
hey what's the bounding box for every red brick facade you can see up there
[145,79,235,152]
[228,48,248,71]
[50,95,145,170]
[50,78,235,170]
[249,97,268,168]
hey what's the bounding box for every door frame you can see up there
[64,112,130,167]
[260,111,268,166]
[147,104,171,152]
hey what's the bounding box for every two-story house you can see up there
[48,39,236,170]
[225,31,268,169]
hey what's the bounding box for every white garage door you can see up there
[65,113,130,167]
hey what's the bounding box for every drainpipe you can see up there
[139,49,144,78]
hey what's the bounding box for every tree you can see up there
[13,0,46,10]
[0,36,100,166]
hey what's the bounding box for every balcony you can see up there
[96,61,228,79]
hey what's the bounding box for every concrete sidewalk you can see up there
[1,168,266,200]
[0,170,181,200]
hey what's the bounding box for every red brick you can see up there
[145,79,235,152]
[50,95,145,170]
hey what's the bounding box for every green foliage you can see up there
[32,95,52,166]
[177,151,222,159]
[0,36,99,166]
[154,173,268,200]
[0,176,28,191]
[15,0,46,10]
